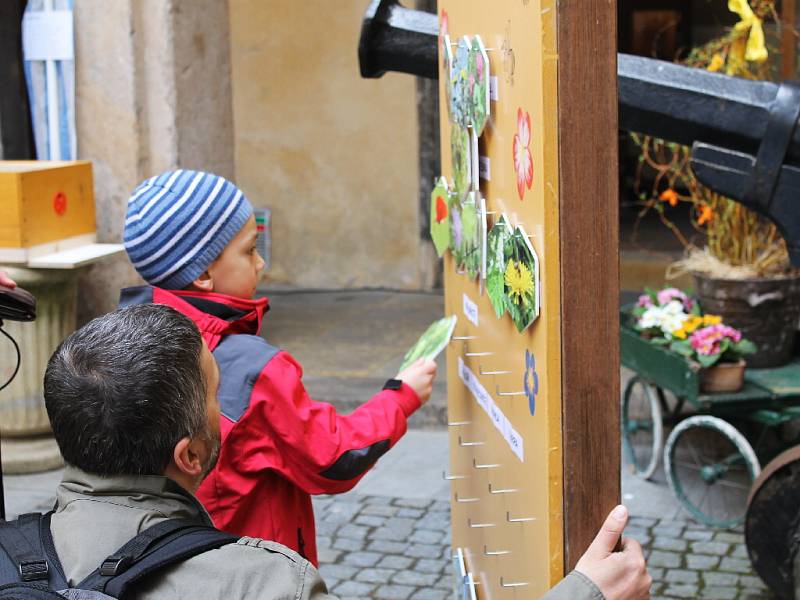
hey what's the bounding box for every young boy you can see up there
[119,169,437,565]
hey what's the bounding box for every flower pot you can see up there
[700,360,746,393]
[693,272,800,368]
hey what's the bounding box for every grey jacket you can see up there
[48,467,601,599]
[50,466,334,599]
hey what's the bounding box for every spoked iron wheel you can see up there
[665,415,760,528]
[621,376,663,480]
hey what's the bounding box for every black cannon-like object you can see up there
[359,0,800,266]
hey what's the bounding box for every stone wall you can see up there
[72,0,235,322]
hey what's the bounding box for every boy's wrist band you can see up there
[383,378,403,391]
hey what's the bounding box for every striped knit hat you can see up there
[124,170,253,289]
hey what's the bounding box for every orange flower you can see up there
[659,188,679,207]
[698,204,714,225]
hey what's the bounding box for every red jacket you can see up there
[119,286,421,565]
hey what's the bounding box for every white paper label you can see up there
[458,357,524,462]
[489,76,499,101]
[23,11,74,61]
[462,293,479,327]
[479,156,490,181]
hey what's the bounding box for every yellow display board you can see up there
[438,1,619,597]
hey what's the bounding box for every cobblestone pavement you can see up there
[313,494,453,600]
[313,494,776,600]
[626,516,773,600]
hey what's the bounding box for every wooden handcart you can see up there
[621,309,800,528]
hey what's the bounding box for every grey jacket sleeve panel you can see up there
[540,571,605,600]
[133,537,338,600]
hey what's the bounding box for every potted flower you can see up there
[670,324,756,393]
[632,286,756,392]
[631,0,800,368]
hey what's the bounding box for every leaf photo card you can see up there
[486,214,512,318]
[461,191,481,280]
[430,176,451,257]
[399,315,458,371]
[450,123,471,201]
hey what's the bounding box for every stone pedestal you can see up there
[0,266,75,472]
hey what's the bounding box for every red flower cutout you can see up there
[53,192,67,216]
[513,108,534,200]
[435,195,448,223]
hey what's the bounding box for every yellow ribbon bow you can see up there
[728,0,768,63]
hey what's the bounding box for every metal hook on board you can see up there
[488,483,517,494]
[459,436,485,447]
[495,384,526,397]
[465,351,494,357]
[500,578,530,588]
[442,471,468,481]
[484,545,511,557]
[468,518,496,529]
[448,420,471,427]
[452,336,477,341]
[455,493,480,503]
[506,511,536,523]
[479,365,511,376]
[473,458,501,470]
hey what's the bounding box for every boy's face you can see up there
[206,215,265,299]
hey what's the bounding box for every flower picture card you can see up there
[503,225,540,332]
[451,123,471,200]
[487,214,512,318]
[451,36,473,128]
[430,176,451,257]
[442,34,454,124]
[449,192,465,270]
[469,35,490,136]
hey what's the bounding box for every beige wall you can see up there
[229,1,424,289]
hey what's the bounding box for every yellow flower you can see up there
[728,0,768,63]
[673,328,688,340]
[505,260,534,305]
[703,314,722,326]
[707,53,725,72]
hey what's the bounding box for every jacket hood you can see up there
[119,285,270,351]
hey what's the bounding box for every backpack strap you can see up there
[0,513,50,584]
[77,519,237,599]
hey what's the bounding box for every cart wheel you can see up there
[665,415,760,528]
[621,377,663,480]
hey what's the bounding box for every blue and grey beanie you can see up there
[123,170,253,289]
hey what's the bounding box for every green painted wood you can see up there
[620,325,701,402]
[746,359,800,397]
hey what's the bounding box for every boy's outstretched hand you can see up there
[574,505,651,600]
[396,359,437,405]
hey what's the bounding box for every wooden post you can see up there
[782,0,797,80]
[439,0,619,595]
[558,1,620,569]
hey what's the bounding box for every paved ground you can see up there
[0,290,783,598]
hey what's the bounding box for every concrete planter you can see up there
[0,266,77,437]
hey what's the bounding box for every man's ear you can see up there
[188,270,214,292]
[171,436,204,479]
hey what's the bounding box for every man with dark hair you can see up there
[41,304,332,598]
[22,304,649,600]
